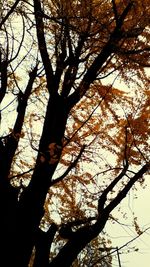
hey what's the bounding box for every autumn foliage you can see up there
[0,0,150,266]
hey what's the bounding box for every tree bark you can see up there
[6,93,70,267]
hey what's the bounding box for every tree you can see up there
[0,0,150,266]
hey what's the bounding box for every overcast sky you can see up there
[105,178,150,267]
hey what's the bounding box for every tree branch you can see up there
[34,223,58,267]
[98,163,128,213]
[34,0,54,94]
[112,0,119,25]
[67,1,134,107]
[4,64,38,171]
[51,145,86,186]
[105,163,150,215]
[97,226,150,265]
[0,0,21,29]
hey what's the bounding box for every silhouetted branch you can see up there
[0,0,21,29]
[34,223,58,267]
[105,163,150,215]
[112,0,119,25]
[34,0,54,94]
[51,145,86,185]
[96,226,150,266]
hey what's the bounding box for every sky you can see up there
[1,63,149,267]
[101,73,150,267]
[1,4,149,266]
[106,178,150,267]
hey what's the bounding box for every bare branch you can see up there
[98,162,128,213]
[105,163,150,215]
[4,64,38,171]
[97,226,150,266]
[51,145,86,186]
[0,0,21,29]
[9,168,34,181]
[33,0,54,94]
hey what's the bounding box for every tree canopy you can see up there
[0,0,150,266]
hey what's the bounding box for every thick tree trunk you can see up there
[33,224,58,267]
[0,186,18,266]
[0,147,18,266]
[49,216,108,267]
[6,94,69,267]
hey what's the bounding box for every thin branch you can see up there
[0,0,21,29]
[66,86,112,146]
[9,168,34,181]
[0,97,17,112]
[105,163,150,215]
[9,12,26,63]
[98,226,150,265]
[98,163,128,213]
[4,65,38,172]
[117,47,150,55]
[51,145,86,185]
[67,1,134,107]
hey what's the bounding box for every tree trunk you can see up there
[0,93,69,267]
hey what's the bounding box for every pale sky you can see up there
[106,179,150,267]
[1,12,149,266]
